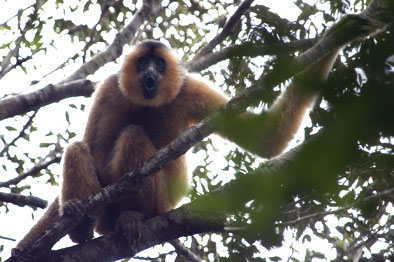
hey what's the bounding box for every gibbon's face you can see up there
[119,40,184,107]
[136,53,167,99]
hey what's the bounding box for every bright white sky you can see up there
[0,0,379,261]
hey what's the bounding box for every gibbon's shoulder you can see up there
[181,73,228,103]
[92,74,130,107]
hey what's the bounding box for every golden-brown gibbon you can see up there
[15,36,343,249]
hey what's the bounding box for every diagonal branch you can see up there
[193,0,254,60]
[169,239,202,262]
[186,38,317,72]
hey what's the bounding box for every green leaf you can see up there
[5,126,17,131]
[39,142,52,148]
[65,111,70,123]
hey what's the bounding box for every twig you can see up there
[169,239,202,262]
[0,156,61,188]
[193,0,254,59]
[0,111,38,157]
[281,187,394,226]
[0,235,16,242]
[0,2,42,79]
[0,5,34,28]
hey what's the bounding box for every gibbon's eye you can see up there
[137,56,149,72]
[154,57,166,73]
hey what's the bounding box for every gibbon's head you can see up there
[119,40,184,107]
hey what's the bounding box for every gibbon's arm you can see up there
[186,48,341,159]
[223,50,339,158]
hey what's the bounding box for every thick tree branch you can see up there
[0,192,47,209]
[44,207,224,262]
[0,79,95,121]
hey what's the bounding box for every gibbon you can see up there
[15,35,343,248]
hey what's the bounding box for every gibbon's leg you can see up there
[155,155,188,214]
[95,125,160,235]
[14,198,60,251]
[108,125,189,214]
[59,141,101,243]
[14,142,101,249]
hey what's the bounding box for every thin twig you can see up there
[169,239,202,262]
[0,156,61,188]
[0,111,38,157]
[193,0,254,60]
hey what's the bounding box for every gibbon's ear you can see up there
[119,40,185,107]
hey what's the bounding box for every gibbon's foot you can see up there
[61,199,95,243]
[115,210,146,243]
[11,248,21,257]
[60,198,85,218]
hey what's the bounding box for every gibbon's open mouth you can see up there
[142,75,157,99]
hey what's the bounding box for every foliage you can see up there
[0,0,393,261]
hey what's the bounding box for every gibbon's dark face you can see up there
[136,53,167,99]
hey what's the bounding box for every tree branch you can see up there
[46,207,224,262]
[0,192,47,209]
[186,38,317,72]
[0,79,95,121]
[0,156,61,188]
[0,4,39,79]
[0,111,37,157]
[193,0,254,60]
[169,239,202,262]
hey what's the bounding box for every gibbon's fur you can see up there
[15,38,342,248]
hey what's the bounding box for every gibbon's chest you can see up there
[130,102,190,149]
